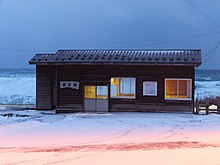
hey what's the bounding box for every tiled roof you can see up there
[29,49,202,66]
[30,54,54,63]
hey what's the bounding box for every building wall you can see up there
[54,65,195,112]
[36,65,55,110]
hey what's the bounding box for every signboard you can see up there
[143,81,157,96]
[60,81,80,90]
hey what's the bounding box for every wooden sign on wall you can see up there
[60,81,80,90]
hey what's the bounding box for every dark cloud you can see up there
[0,0,219,69]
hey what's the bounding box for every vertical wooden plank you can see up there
[55,65,58,110]
[196,98,199,115]
[36,65,38,109]
[217,97,220,114]
[206,98,209,115]
[192,67,195,113]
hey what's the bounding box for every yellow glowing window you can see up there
[84,86,96,99]
[111,78,136,98]
[84,86,108,99]
[165,79,191,100]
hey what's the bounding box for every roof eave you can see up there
[29,62,201,67]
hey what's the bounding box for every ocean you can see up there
[195,70,220,99]
[0,69,219,105]
[0,69,36,104]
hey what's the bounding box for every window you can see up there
[96,86,108,99]
[143,81,157,96]
[165,79,192,100]
[84,86,108,99]
[84,86,96,99]
[111,78,136,98]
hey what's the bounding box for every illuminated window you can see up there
[84,86,96,99]
[111,78,136,98]
[165,79,192,100]
[84,86,108,99]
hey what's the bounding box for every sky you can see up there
[0,0,220,69]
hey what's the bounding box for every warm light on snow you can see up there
[1,109,220,164]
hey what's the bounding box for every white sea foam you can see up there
[195,81,220,99]
[0,77,36,104]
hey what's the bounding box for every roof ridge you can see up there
[35,53,55,55]
[57,49,201,52]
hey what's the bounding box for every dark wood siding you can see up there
[55,65,195,113]
[56,66,83,111]
[36,65,55,110]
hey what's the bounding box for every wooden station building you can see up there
[29,49,202,113]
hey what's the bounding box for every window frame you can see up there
[164,78,192,101]
[110,77,136,99]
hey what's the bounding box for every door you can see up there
[84,85,109,112]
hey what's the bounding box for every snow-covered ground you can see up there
[1,107,220,165]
